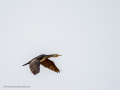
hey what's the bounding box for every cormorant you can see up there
[22,54,61,75]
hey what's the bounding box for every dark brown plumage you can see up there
[29,59,40,75]
[41,59,60,73]
[22,54,61,75]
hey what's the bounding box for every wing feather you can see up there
[29,59,40,75]
[41,59,60,73]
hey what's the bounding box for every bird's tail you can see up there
[22,60,32,66]
[22,63,29,66]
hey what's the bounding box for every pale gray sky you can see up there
[0,0,120,90]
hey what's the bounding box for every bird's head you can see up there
[41,54,62,60]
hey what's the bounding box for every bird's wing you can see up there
[41,59,60,73]
[29,59,40,75]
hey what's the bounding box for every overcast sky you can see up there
[0,0,120,90]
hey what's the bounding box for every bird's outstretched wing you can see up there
[29,59,40,75]
[41,59,60,73]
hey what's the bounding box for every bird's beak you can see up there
[57,55,62,57]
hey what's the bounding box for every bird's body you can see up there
[22,54,61,75]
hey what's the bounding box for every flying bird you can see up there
[22,54,61,75]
